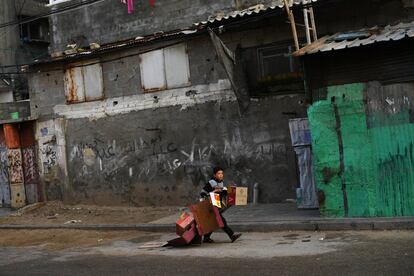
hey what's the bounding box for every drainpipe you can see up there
[253,183,259,204]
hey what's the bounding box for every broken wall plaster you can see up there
[53,79,236,120]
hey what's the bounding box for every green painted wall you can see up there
[308,83,414,217]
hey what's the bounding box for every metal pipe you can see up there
[253,183,259,204]
[303,4,311,44]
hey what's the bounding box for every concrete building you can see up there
[1,0,414,209]
[0,0,49,208]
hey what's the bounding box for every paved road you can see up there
[1,231,413,275]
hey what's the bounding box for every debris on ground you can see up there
[0,229,150,250]
[0,201,180,225]
[138,241,169,249]
[47,214,58,219]
[64,220,82,224]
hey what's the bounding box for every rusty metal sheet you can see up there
[4,124,21,149]
[64,66,85,103]
[83,63,104,101]
[7,149,24,184]
[10,183,26,209]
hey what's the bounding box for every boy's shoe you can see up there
[203,237,215,243]
[231,233,242,243]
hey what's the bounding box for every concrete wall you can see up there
[49,0,239,53]
[35,118,68,201]
[65,95,305,205]
[0,0,49,67]
[29,69,67,119]
[29,24,307,205]
[0,0,19,68]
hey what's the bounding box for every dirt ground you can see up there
[0,229,159,250]
[0,201,181,225]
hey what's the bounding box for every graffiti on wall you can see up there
[39,143,57,174]
[7,149,24,184]
[69,129,289,188]
[0,145,10,207]
[22,147,39,185]
[70,136,178,161]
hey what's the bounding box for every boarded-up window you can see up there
[139,43,190,92]
[64,62,104,104]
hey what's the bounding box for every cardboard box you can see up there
[209,192,222,208]
[168,222,199,246]
[235,187,248,205]
[228,186,236,205]
[189,200,224,236]
[176,212,194,236]
[228,186,248,206]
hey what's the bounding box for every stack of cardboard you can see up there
[168,200,223,246]
[168,186,248,246]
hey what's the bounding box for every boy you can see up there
[200,167,242,243]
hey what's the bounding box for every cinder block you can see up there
[10,183,26,209]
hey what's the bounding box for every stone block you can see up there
[10,183,26,209]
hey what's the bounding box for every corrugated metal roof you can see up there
[195,0,318,26]
[294,20,414,56]
[33,28,200,64]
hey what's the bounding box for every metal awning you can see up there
[294,20,414,56]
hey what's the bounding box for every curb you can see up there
[1,218,414,232]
